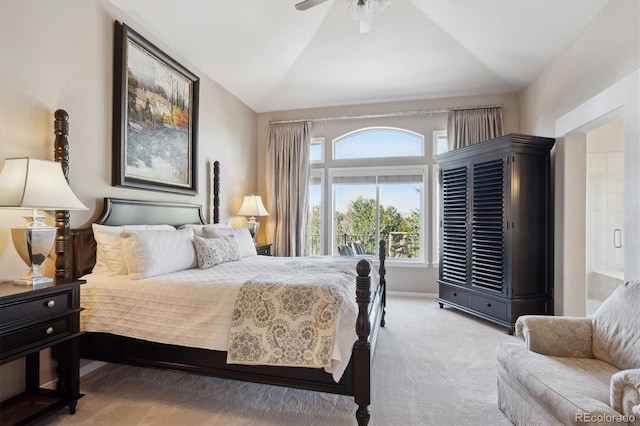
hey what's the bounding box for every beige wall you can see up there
[257,93,520,293]
[519,0,639,136]
[0,0,256,399]
[518,0,639,315]
[587,118,624,152]
[0,0,258,281]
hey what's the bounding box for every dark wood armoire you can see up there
[434,133,554,334]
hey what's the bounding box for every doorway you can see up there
[555,70,639,318]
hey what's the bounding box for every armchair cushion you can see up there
[516,315,593,358]
[610,369,640,418]
[497,341,622,425]
[592,280,640,370]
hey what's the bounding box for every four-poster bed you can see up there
[51,112,387,425]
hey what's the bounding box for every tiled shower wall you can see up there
[586,151,624,310]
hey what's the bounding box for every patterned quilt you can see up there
[227,258,366,369]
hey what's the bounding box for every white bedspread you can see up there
[81,256,376,381]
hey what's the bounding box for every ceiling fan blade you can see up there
[295,0,329,11]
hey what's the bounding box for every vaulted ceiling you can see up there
[110,0,609,113]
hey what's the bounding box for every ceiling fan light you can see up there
[342,0,390,33]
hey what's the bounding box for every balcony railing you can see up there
[307,233,420,258]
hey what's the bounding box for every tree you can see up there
[308,204,321,236]
[307,204,322,255]
[400,208,421,258]
[342,197,376,237]
[379,205,403,242]
[328,195,421,256]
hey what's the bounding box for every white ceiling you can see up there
[110,0,609,113]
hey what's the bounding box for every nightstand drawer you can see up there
[1,291,71,325]
[1,317,72,358]
[255,244,271,256]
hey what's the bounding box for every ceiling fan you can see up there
[295,0,331,11]
[295,0,390,33]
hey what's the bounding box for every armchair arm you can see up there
[515,315,593,358]
[611,369,640,418]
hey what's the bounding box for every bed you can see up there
[53,114,387,426]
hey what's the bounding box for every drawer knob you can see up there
[46,327,54,335]
[452,292,457,296]
[485,302,492,308]
[47,300,56,308]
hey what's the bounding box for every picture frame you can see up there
[112,21,199,195]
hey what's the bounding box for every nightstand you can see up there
[255,244,272,256]
[0,279,84,425]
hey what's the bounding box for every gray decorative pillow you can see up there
[194,235,240,269]
[203,227,257,258]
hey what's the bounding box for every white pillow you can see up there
[203,227,257,258]
[92,224,175,275]
[193,235,240,269]
[178,223,231,237]
[120,228,197,279]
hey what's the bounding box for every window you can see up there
[310,137,324,163]
[307,127,431,265]
[334,127,423,160]
[433,130,448,156]
[308,127,430,263]
[432,165,441,266]
[307,170,323,256]
[330,167,426,261]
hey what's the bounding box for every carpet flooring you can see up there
[37,294,517,426]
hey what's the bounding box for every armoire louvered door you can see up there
[471,159,505,294]
[435,134,554,334]
[441,166,468,286]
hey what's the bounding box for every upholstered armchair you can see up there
[497,280,640,425]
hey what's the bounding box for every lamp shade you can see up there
[236,195,269,217]
[0,157,88,211]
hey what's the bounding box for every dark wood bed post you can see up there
[379,239,387,327]
[354,259,372,426]
[213,160,220,224]
[54,109,71,280]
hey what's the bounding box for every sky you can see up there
[335,130,422,159]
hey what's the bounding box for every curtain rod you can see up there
[269,104,502,124]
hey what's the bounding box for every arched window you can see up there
[333,127,424,160]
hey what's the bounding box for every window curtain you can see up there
[266,122,310,257]
[446,107,504,150]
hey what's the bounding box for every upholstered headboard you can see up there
[69,198,208,280]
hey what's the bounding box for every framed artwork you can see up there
[112,21,199,195]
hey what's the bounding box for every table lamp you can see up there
[236,195,269,239]
[0,157,88,285]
